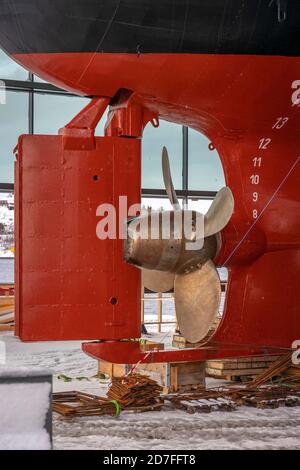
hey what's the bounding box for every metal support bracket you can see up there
[59,96,110,150]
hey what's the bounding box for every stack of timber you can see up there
[248,352,300,388]
[172,333,202,349]
[53,391,118,417]
[107,373,162,411]
[206,355,281,381]
[53,374,163,417]
[0,288,14,331]
[99,357,206,393]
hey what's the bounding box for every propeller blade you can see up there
[162,146,180,209]
[204,186,234,237]
[174,259,221,343]
[142,268,175,293]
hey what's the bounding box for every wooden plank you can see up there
[138,362,165,374]
[171,365,178,392]
[141,341,164,352]
[172,341,200,349]
[206,360,238,370]
[0,296,14,305]
[0,308,14,316]
[206,366,267,377]
[207,361,270,370]
[0,315,14,324]
[172,334,185,343]
[98,361,126,378]
[248,355,281,363]
[206,356,281,371]
[0,324,14,331]
[136,363,167,385]
[138,362,206,388]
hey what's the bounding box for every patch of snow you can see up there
[0,432,51,451]
[0,381,51,450]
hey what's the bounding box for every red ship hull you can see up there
[13,52,300,358]
[0,0,299,360]
[12,52,300,129]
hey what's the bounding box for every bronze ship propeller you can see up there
[124,147,234,344]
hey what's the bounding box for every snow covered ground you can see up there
[0,369,52,450]
[1,330,300,450]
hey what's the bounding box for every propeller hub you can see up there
[124,211,220,274]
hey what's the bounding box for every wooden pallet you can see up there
[227,386,300,409]
[206,355,281,381]
[240,394,300,409]
[166,391,237,414]
[166,386,300,412]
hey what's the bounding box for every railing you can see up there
[141,289,176,333]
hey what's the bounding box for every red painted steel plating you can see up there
[59,96,110,150]
[15,99,141,341]
[14,53,300,362]
[82,341,284,365]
